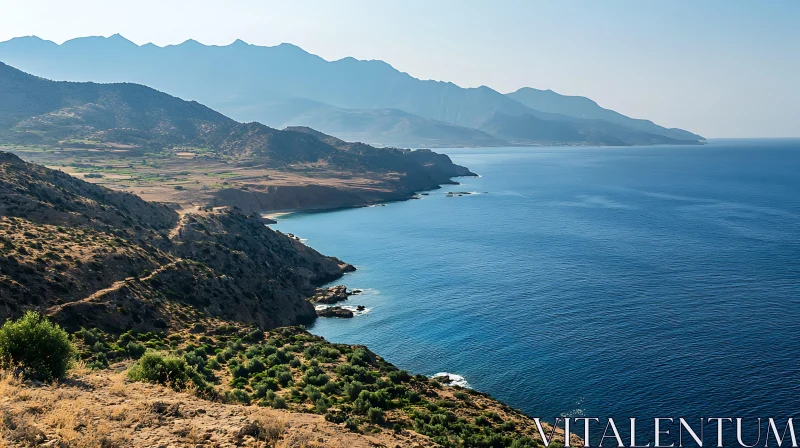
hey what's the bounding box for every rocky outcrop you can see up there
[316,306,354,318]
[310,285,359,304]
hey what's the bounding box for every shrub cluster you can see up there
[0,311,75,380]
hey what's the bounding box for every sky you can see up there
[1,0,798,138]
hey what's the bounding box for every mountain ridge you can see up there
[0,35,705,147]
[0,61,475,214]
[506,87,703,142]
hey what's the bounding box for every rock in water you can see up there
[310,285,350,304]
[316,306,354,318]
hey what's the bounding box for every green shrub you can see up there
[127,351,189,389]
[231,364,249,379]
[406,390,421,403]
[475,415,490,426]
[126,341,146,358]
[324,410,347,424]
[244,329,264,342]
[347,349,370,367]
[225,389,251,404]
[345,417,360,432]
[315,397,330,413]
[76,327,101,345]
[253,383,271,399]
[321,380,340,396]
[245,346,261,358]
[276,371,293,386]
[318,347,341,361]
[272,396,287,409]
[344,381,365,401]
[304,385,322,402]
[87,352,109,370]
[247,358,266,374]
[303,372,329,387]
[453,391,469,400]
[368,407,385,424]
[388,370,411,384]
[231,377,248,389]
[0,311,76,380]
[354,390,389,413]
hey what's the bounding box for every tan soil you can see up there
[0,366,434,448]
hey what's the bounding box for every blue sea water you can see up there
[273,139,800,424]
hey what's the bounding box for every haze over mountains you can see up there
[0,35,704,148]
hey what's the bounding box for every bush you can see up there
[276,371,293,387]
[0,311,76,380]
[354,390,389,413]
[388,370,411,384]
[347,349,370,367]
[225,389,251,404]
[303,372,329,387]
[344,381,365,401]
[304,385,322,402]
[368,407,385,424]
[247,358,266,374]
[453,391,469,400]
[231,364,249,379]
[272,396,287,409]
[315,397,330,413]
[126,341,147,358]
[127,352,189,389]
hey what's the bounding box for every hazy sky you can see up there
[1,0,798,138]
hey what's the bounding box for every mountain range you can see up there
[0,35,704,147]
[0,61,474,213]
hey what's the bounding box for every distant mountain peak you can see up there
[0,34,704,145]
[180,38,203,46]
[4,35,49,44]
[61,34,137,47]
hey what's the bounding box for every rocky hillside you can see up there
[0,151,353,331]
[0,154,576,447]
[0,324,576,447]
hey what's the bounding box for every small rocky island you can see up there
[309,285,362,304]
[310,285,366,318]
[316,306,354,318]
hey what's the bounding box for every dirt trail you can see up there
[45,260,182,316]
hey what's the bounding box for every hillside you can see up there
[506,87,703,142]
[0,151,352,331]
[228,98,510,148]
[0,62,475,213]
[0,152,574,448]
[0,35,704,147]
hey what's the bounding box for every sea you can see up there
[272,139,800,432]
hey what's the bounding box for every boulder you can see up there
[316,306,354,318]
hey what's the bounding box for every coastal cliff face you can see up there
[0,151,351,332]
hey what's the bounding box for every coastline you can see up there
[259,179,467,223]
